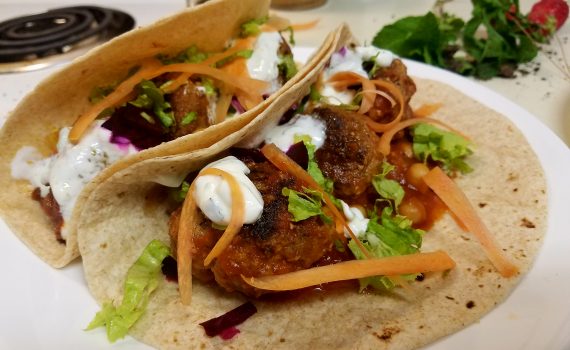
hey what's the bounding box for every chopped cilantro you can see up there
[240,16,268,37]
[181,112,197,126]
[371,161,405,210]
[281,187,332,224]
[411,123,473,174]
[348,207,424,290]
[372,1,548,79]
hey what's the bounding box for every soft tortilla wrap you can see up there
[0,0,334,268]
[77,25,547,349]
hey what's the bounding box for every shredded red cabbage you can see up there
[285,141,309,169]
[231,96,246,114]
[338,46,348,56]
[199,301,257,339]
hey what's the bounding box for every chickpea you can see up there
[399,197,426,225]
[406,163,430,193]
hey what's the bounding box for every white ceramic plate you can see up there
[1,49,569,349]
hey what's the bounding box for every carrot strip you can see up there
[414,103,443,118]
[177,181,198,305]
[68,59,162,142]
[260,143,371,259]
[378,117,470,156]
[69,62,268,142]
[242,251,455,291]
[214,89,233,124]
[423,167,519,278]
[200,168,245,267]
[163,45,254,94]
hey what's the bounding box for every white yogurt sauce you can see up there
[320,46,396,105]
[246,32,283,94]
[11,121,137,238]
[263,114,326,152]
[194,156,263,226]
[341,200,369,239]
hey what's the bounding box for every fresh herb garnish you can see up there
[294,135,335,195]
[372,0,561,79]
[411,123,473,174]
[240,16,268,37]
[282,187,332,224]
[348,207,424,290]
[170,181,190,202]
[157,45,208,65]
[281,26,296,45]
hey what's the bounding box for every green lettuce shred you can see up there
[348,207,424,290]
[282,187,332,224]
[371,161,405,210]
[130,80,175,128]
[278,54,298,81]
[86,240,171,342]
[240,16,268,37]
[156,45,208,64]
[215,49,254,68]
[181,112,197,126]
[411,123,473,174]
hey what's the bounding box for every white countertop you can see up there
[1,0,569,145]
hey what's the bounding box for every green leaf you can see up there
[201,78,217,97]
[130,80,175,128]
[348,207,424,290]
[181,112,197,126]
[372,12,443,67]
[411,123,473,174]
[281,187,332,224]
[156,45,208,65]
[86,240,171,342]
[371,161,405,210]
[215,49,254,68]
[278,54,298,81]
[240,16,268,37]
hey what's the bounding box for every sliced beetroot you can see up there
[285,141,309,169]
[199,301,257,338]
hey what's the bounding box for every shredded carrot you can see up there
[414,103,443,118]
[68,62,268,142]
[241,250,455,291]
[260,143,371,259]
[423,167,519,278]
[355,89,396,107]
[220,36,256,78]
[378,117,470,156]
[200,168,245,267]
[177,181,198,305]
[327,72,405,131]
[214,88,233,124]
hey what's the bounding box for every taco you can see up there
[77,25,547,349]
[0,0,333,268]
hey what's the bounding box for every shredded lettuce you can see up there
[282,187,332,224]
[371,161,405,210]
[281,26,295,45]
[348,207,424,290]
[278,54,298,81]
[411,123,473,174]
[201,78,217,97]
[181,112,197,126]
[215,49,254,68]
[86,240,171,342]
[157,45,208,64]
[240,16,268,37]
[130,80,175,128]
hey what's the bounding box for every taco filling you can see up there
[9,17,297,242]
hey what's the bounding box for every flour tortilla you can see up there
[77,26,547,349]
[0,0,334,268]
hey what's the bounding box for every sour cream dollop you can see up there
[11,121,137,238]
[246,32,283,94]
[341,200,369,239]
[194,156,263,226]
[263,114,326,152]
